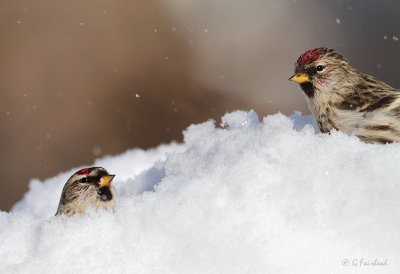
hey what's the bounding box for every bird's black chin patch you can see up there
[300,82,315,98]
[98,187,113,201]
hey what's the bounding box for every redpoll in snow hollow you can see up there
[289,47,400,144]
[55,167,116,217]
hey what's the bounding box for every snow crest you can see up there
[2,111,400,273]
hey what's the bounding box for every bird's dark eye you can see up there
[316,65,324,71]
[80,177,88,183]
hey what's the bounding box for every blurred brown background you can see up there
[1,0,400,211]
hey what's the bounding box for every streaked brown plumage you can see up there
[290,47,400,144]
[55,167,116,217]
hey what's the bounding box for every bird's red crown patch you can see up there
[296,48,323,65]
[76,168,90,175]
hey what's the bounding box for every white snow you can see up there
[2,110,400,273]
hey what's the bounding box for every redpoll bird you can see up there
[55,167,116,217]
[289,47,400,144]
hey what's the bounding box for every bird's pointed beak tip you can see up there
[289,73,310,84]
[99,175,115,187]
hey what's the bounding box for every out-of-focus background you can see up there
[1,0,400,211]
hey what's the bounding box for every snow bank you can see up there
[2,110,400,273]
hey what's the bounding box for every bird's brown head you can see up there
[55,167,116,217]
[289,48,356,97]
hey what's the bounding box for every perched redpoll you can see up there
[289,47,400,144]
[55,167,116,217]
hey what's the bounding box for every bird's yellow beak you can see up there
[289,73,310,84]
[99,175,115,187]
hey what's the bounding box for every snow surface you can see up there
[2,110,400,273]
